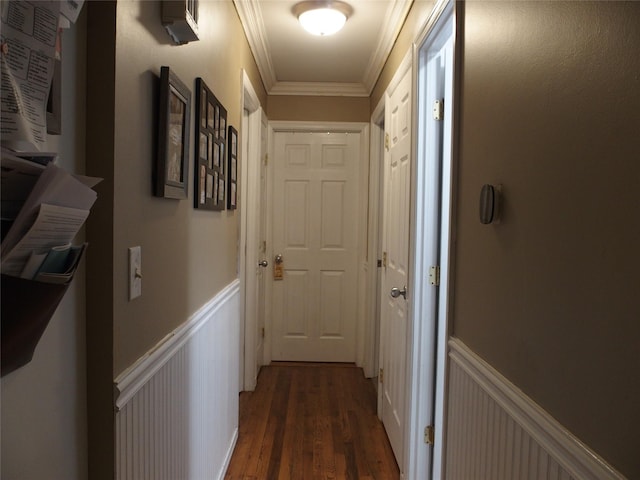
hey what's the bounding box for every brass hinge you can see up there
[424,425,435,445]
[384,133,390,151]
[429,265,440,286]
[433,99,444,121]
[379,368,384,384]
[383,251,388,268]
[264,153,269,165]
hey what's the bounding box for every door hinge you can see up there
[424,425,435,445]
[264,153,269,165]
[384,133,390,151]
[379,368,384,384]
[433,99,444,121]
[261,327,265,339]
[428,265,440,286]
[383,251,388,268]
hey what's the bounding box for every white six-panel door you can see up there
[271,130,361,362]
[381,66,412,466]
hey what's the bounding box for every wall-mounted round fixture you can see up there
[479,184,502,224]
[293,1,353,36]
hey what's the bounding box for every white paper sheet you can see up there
[60,0,85,24]
[0,0,60,151]
[1,162,98,259]
[1,203,88,277]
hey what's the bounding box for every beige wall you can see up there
[85,2,266,477]
[109,0,265,375]
[454,2,640,477]
[267,95,369,122]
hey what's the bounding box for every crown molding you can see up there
[362,0,413,93]
[233,0,277,92]
[269,81,369,97]
[234,0,412,97]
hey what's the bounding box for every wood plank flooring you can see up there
[225,363,400,480]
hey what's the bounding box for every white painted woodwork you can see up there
[380,63,413,467]
[271,130,361,362]
[256,110,268,369]
[446,338,626,480]
[114,281,240,480]
[240,70,263,391]
[233,0,412,96]
[367,99,386,382]
[407,6,456,478]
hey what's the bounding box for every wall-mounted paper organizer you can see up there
[1,150,99,376]
[1,274,72,376]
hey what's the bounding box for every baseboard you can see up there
[218,427,239,480]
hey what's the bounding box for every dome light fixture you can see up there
[293,1,353,36]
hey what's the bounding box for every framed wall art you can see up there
[194,77,227,210]
[227,125,238,210]
[155,66,191,199]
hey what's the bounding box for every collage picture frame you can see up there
[194,77,227,210]
[227,126,238,210]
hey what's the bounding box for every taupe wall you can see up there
[109,1,265,375]
[85,2,265,477]
[267,95,369,122]
[454,2,640,477]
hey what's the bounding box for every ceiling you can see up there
[234,0,413,97]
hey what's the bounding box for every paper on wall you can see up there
[1,203,89,277]
[60,0,85,24]
[0,0,60,151]
[1,162,98,261]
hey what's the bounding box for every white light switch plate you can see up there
[129,246,142,300]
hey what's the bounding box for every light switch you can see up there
[129,246,142,300]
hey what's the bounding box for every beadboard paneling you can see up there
[446,338,625,480]
[115,280,240,480]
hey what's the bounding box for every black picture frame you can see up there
[194,78,227,210]
[155,66,190,199]
[227,126,238,210]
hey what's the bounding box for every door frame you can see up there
[264,121,370,368]
[408,2,457,478]
[240,70,263,391]
[414,2,458,477]
[367,99,385,385]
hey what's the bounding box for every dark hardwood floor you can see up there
[225,363,400,480]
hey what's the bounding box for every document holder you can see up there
[1,274,70,377]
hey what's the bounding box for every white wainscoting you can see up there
[114,280,240,480]
[446,338,625,480]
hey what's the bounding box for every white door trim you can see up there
[266,121,370,369]
[366,97,385,382]
[240,69,263,391]
[409,2,457,479]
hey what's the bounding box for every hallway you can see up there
[225,363,399,479]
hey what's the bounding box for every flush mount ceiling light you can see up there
[293,1,353,36]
